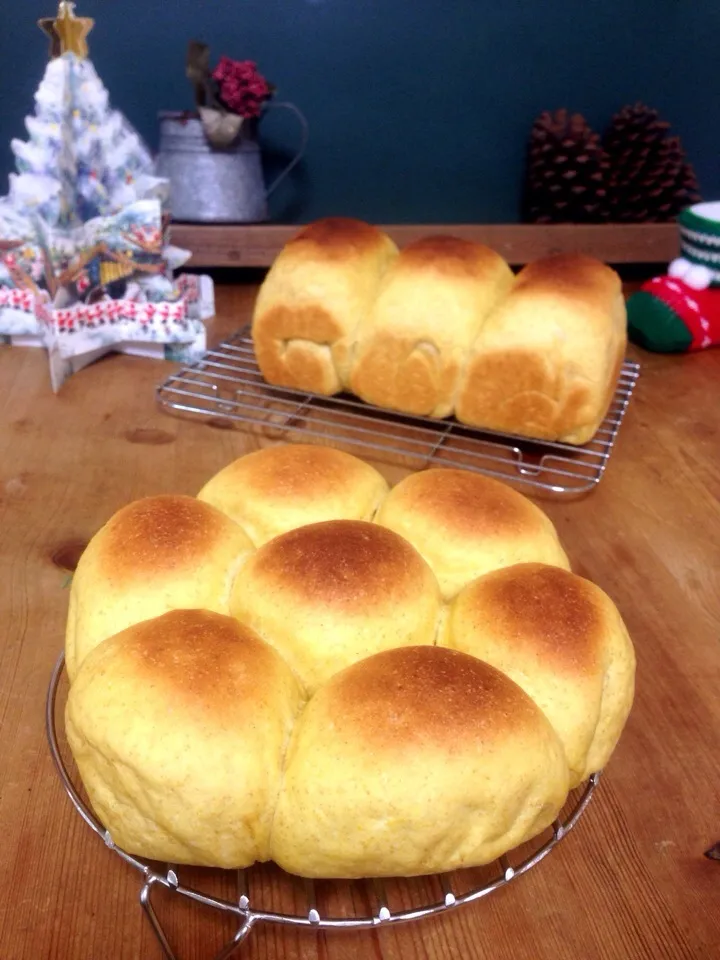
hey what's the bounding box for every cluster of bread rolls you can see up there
[65,444,635,879]
[251,219,628,445]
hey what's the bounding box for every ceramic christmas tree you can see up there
[11,2,162,230]
[0,2,214,390]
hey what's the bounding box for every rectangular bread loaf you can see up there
[348,236,514,418]
[454,254,627,444]
[251,221,627,445]
[251,218,398,395]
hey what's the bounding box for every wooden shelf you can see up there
[169,222,679,269]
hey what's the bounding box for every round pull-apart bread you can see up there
[197,443,389,546]
[65,495,254,681]
[66,610,303,868]
[270,646,569,878]
[440,564,635,788]
[64,443,635,878]
[375,468,570,598]
[230,519,441,693]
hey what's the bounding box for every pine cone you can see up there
[603,103,701,222]
[523,109,611,224]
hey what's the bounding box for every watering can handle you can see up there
[263,101,309,198]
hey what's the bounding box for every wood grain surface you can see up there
[0,284,718,960]
[169,222,680,268]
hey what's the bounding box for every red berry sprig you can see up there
[212,57,272,119]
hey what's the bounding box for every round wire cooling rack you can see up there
[47,651,600,960]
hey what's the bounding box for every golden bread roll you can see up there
[64,447,636,879]
[66,610,303,868]
[269,646,569,878]
[230,520,441,693]
[197,443,389,546]
[251,218,398,395]
[65,495,254,681]
[440,564,636,787]
[455,254,627,443]
[375,468,569,598]
[348,236,514,418]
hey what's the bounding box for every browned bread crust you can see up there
[252,224,627,445]
[251,218,398,395]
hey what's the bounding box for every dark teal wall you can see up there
[0,1,717,224]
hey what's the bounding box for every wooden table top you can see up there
[0,284,718,960]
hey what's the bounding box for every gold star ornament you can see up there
[39,2,94,60]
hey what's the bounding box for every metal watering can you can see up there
[156,103,309,223]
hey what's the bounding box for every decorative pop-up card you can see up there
[0,2,214,391]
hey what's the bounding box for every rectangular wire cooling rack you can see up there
[156,327,640,497]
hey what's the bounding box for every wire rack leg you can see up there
[140,872,257,960]
[140,877,178,960]
[213,917,257,960]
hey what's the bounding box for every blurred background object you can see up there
[0,0,715,225]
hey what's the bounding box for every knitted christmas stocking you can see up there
[627,276,720,352]
[627,202,720,352]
